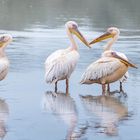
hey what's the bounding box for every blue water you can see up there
[0,0,140,139]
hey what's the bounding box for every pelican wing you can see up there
[0,62,7,73]
[81,57,121,83]
[0,58,9,80]
[45,49,79,83]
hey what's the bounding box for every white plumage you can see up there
[80,49,136,95]
[45,21,89,91]
[0,58,9,81]
[45,48,79,83]
[0,34,12,82]
[88,27,134,93]
[81,56,121,84]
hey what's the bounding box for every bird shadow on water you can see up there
[107,87,128,98]
[0,98,9,140]
[42,91,78,140]
[80,93,132,137]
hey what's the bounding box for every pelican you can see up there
[89,27,130,93]
[80,50,137,95]
[0,34,12,81]
[45,21,90,92]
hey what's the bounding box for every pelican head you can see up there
[65,21,90,48]
[0,34,12,48]
[89,27,120,45]
[105,51,137,68]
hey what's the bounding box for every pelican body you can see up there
[80,50,137,95]
[90,27,130,92]
[45,21,90,92]
[0,34,12,81]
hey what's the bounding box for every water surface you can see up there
[0,0,140,139]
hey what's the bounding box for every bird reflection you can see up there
[42,91,77,140]
[0,99,9,139]
[80,95,128,136]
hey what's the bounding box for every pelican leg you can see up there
[107,84,118,95]
[120,82,123,92]
[107,83,121,96]
[102,84,106,95]
[119,82,127,97]
[55,81,58,92]
[107,84,110,92]
[107,84,111,95]
[66,78,69,95]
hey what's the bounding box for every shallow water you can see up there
[0,0,140,139]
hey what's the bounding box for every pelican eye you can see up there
[0,36,5,41]
[111,52,116,56]
[108,29,113,33]
[72,24,77,29]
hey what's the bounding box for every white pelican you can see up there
[45,21,90,92]
[89,27,130,93]
[80,50,137,95]
[0,34,12,81]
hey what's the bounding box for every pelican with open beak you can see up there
[45,21,90,93]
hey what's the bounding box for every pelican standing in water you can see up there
[45,21,90,92]
[80,44,137,95]
[89,27,130,92]
[0,34,12,81]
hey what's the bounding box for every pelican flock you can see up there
[0,22,137,98]
[45,21,90,92]
[0,34,12,81]
[80,27,137,95]
[44,21,137,95]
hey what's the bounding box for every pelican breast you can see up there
[45,48,79,83]
[81,56,128,84]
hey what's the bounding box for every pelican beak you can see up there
[72,28,91,48]
[89,32,114,45]
[113,52,137,68]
